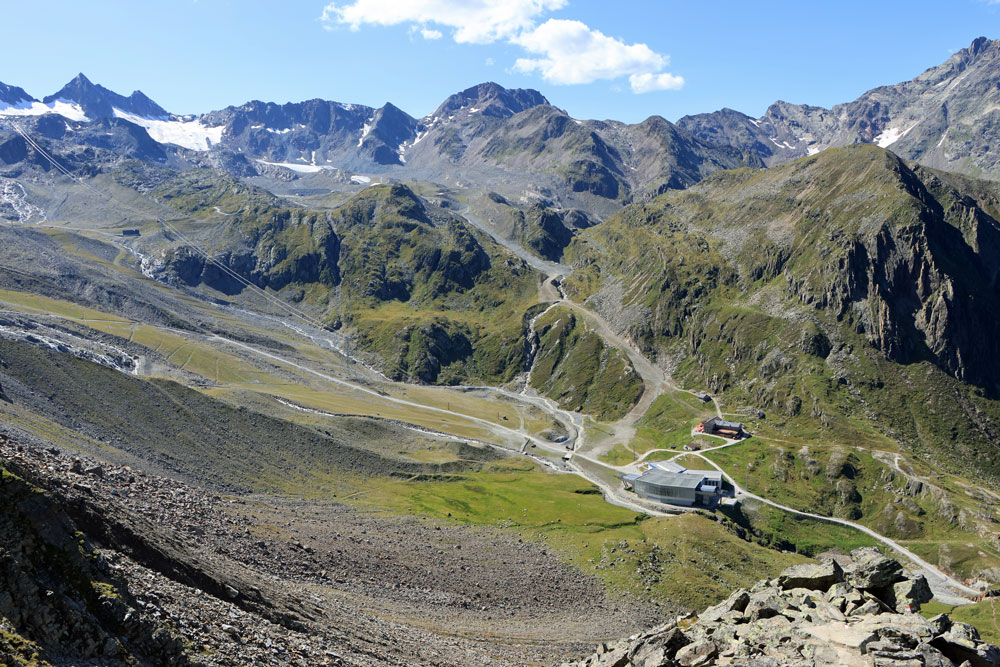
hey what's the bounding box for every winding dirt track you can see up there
[450,206,977,602]
[7,204,978,602]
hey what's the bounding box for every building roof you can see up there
[649,461,687,473]
[705,416,743,430]
[636,469,704,489]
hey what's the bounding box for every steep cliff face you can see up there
[565,145,1000,476]
[779,156,1000,392]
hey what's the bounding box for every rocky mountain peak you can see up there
[0,81,35,106]
[963,35,997,60]
[432,82,549,119]
[43,73,169,119]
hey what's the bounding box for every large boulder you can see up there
[844,547,904,590]
[777,560,844,591]
[883,575,934,613]
[675,638,716,667]
[697,588,749,623]
[745,589,789,621]
[931,622,1000,667]
[627,626,687,666]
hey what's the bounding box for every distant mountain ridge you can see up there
[679,37,1000,178]
[43,73,170,119]
[2,37,1000,205]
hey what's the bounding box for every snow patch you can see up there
[0,98,89,122]
[769,137,798,151]
[806,145,821,156]
[873,123,917,148]
[749,119,760,127]
[350,174,372,184]
[266,127,292,134]
[411,129,429,147]
[112,109,223,151]
[358,116,375,147]
[934,128,948,148]
[256,160,336,174]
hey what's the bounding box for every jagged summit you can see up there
[0,81,35,107]
[42,73,169,119]
[431,82,549,119]
[679,36,1000,177]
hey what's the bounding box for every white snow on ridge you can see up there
[873,123,917,148]
[936,128,949,149]
[350,175,371,184]
[267,127,292,134]
[769,136,798,151]
[0,98,89,122]
[358,117,375,147]
[112,109,223,151]
[807,145,821,156]
[255,159,337,174]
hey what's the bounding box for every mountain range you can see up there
[4,33,1000,667]
[3,37,998,214]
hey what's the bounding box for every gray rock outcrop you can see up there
[563,548,997,667]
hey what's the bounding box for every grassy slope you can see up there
[331,184,540,386]
[0,339,854,612]
[529,306,644,421]
[564,145,1000,479]
[357,457,808,609]
[0,340,503,492]
[561,145,1000,583]
[707,439,1000,581]
[115,165,543,388]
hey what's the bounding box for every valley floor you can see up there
[0,436,667,665]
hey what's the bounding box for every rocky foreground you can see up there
[564,549,1000,667]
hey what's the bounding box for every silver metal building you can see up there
[630,466,724,507]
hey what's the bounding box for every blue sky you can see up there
[5,1,1000,122]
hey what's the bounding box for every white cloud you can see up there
[629,71,685,93]
[512,19,679,89]
[320,1,683,93]
[321,0,566,43]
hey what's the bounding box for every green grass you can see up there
[921,599,1000,646]
[706,439,1000,581]
[627,392,715,455]
[530,306,644,421]
[355,457,807,609]
[720,500,880,557]
[563,144,1000,487]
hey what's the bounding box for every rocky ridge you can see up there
[564,548,1000,667]
[679,37,1000,180]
